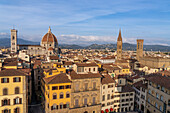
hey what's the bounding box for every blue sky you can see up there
[0,0,170,45]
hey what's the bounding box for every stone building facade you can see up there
[145,75,170,113]
[69,63,101,113]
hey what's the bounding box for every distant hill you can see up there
[0,38,169,51]
[0,38,39,47]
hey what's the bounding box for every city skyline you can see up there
[0,0,170,46]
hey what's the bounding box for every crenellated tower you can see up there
[136,39,144,61]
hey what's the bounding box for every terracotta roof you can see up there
[41,29,57,43]
[145,74,170,90]
[48,47,54,51]
[43,73,71,84]
[101,74,115,85]
[69,70,102,79]
[0,69,29,76]
[49,56,59,60]
[121,85,135,93]
[63,61,74,65]
[133,80,147,90]
[4,58,17,62]
[3,61,17,66]
[76,63,98,67]
[33,60,41,69]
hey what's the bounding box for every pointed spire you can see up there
[117,29,122,41]
[48,26,51,33]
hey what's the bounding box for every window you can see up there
[66,103,69,108]
[1,78,9,83]
[53,93,57,99]
[51,104,57,110]
[84,98,87,105]
[3,109,10,113]
[102,95,105,101]
[66,85,71,89]
[119,80,121,84]
[160,95,163,101]
[157,85,160,89]
[14,97,21,104]
[148,98,150,103]
[52,86,58,90]
[60,103,63,109]
[161,87,165,92]
[60,92,64,99]
[148,89,151,94]
[107,94,110,100]
[93,82,96,89]
[14,107,20,113]
[59,86,64,90]
[84,83,88,90]
[13,36,15,40]
[66,92,70,98]
[49,72,52,75]
[160,106,162,111]
[149,82,152,86]
[2,99,10,106]
[75,99,79,107]
[156,93,159,99]
[75,83,79,91]
[15,87,20,94]
[93,97,96,105]
[3,88,8,95]
[89,68,91,72]
[93,68,95,71]
[155,103,158,108]
[121,94,125,97]
[103,86,105,89]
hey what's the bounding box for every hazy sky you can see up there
[0,0,170,45]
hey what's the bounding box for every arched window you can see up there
[51,104,57,110]
[160,95,163,101]
[13,36,15,40]
[15,87,20,94]
[60,92,64,99]
[84,98,87,105]
[75,99,79,107]
[93,82,96,89]
[159,106,162,111]
[66,92,70,98]
[14,97,21,104]
[53,93,57,99]
[3,88,8,95]
[59,103,63,109]
[3,109,10,113]
[155,102,158,108]
[92,97,96,105]
[14,107,20,113]
[2,99,9,106]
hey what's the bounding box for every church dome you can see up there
[41,27,58,43]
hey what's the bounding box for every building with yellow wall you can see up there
[41,72,71,113]
[0,69,28,113]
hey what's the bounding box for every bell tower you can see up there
[136,39,144,61]
[11,29,17,53]
[117,29,122,60]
